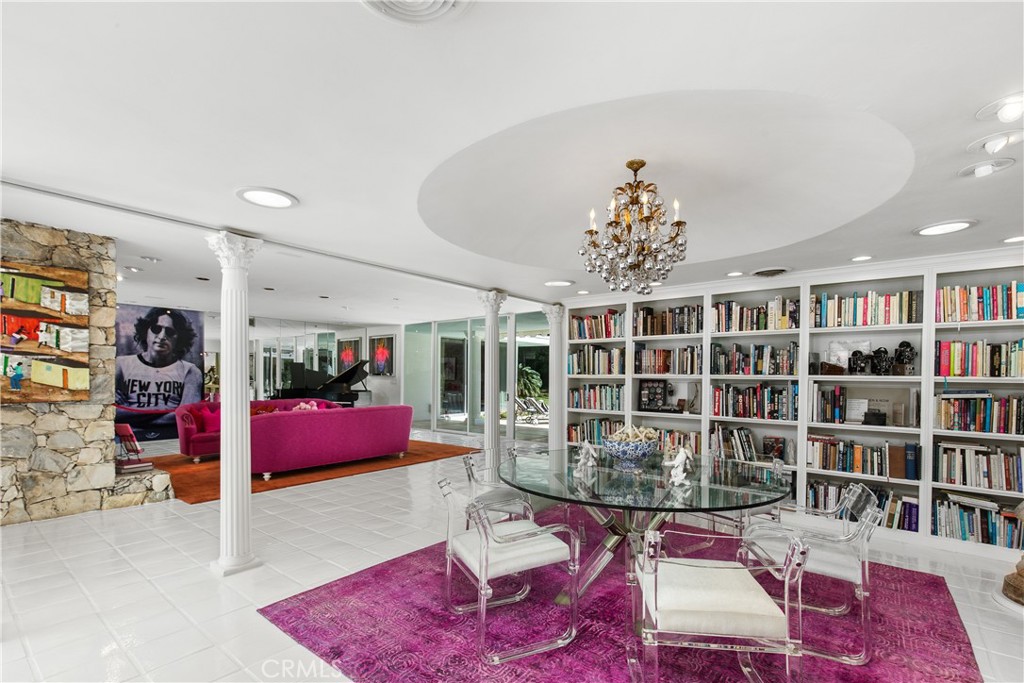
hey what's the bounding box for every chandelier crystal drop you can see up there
[579,159,687,296]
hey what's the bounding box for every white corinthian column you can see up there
[207,231,263,576]
[542,304,566,471]
[478,290,507,472]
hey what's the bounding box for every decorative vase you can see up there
[604,440,657,472]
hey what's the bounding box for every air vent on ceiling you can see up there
[751,267,790,278]
[361,0,471,24]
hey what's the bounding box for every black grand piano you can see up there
[277,360,371,407]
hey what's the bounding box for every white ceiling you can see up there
[2,2,1022,327]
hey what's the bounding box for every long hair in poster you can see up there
[1,260,91,403]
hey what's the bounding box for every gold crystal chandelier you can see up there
[580,159,687,295]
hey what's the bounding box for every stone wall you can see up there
[0,218,137,523]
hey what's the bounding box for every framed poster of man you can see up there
[369,335,394,376]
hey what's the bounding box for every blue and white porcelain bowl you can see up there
[603,440,657,472]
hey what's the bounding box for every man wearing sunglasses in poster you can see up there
[115,308,203,438]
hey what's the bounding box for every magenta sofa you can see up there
[173,400,414,479]
[250,404,413,479]
[175,398,340,463]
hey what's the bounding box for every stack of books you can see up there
[116,459,153,474]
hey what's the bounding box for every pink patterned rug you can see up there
[259,513,981,683]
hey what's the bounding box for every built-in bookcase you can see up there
[561,251,1023,561]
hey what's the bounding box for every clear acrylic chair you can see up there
[743,482,882,666]
[462,451,532,514]
[438,478,580,664]
[626,526,808,683]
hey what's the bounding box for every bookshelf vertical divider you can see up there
[796,280,812,507]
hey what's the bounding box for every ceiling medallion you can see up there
[579,159,687,296]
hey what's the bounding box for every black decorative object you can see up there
[871,346,894,375]
[863,409,887,426]
[849,350,871,375]
[892,341,917,376]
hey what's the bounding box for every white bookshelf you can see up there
[561,249,1023,561]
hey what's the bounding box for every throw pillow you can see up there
[203,407,221,432]
[188,406,206,431]
[292,401,319,411]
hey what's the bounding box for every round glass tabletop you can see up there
[498,448,792,513]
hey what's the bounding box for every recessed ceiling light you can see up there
[116,273,124,282]
[264,287,275,291]
[139,255,162,263]
[124,266,142,273]
[726,271,744,277]
[544,280,574,287]
[195,276,210,281]
[1004,236,1024,243]
[916,220,975,236]
[851,255,872,262]
[977,92,1024,123]
[236,187,299,209]
[319,295,330,299]
[576,290,590,295]
[958,159,1015,178]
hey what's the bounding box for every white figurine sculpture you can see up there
[668,445,694,487]
[574,440,599,477]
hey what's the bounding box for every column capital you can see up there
[542,303,565,326]
[477,289,507,314]
[207,231,264,270]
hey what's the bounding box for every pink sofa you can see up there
[175,398,340,463]
[174,400,413,478]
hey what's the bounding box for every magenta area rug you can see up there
[259,513,981,683]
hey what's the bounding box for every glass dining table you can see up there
[498,447,793,601]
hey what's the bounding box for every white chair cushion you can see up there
[451,519,569,580]
[755,536,862,585]
[642,558,787,639]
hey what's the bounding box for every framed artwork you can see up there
[337,338,361,372]
[114,304,205,441]
[1,260,91,403]
[369,335,394,376]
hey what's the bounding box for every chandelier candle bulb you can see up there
[673,199,679,222]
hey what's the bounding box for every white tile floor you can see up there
[2,431,1022,683]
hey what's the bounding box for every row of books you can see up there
[933,441,1022,492]
[934,282,1024,323]
[655,429,702,454]
[708,458,787,488]
[805,481,918,531]
[709,296,800,333]
[935,338,1023,378]
[806,436,920,479]
[633,305,703,336]
[807,382,918,427]
[710,341,799,376]
[934,392,1024,435]
[810,289,924,328]
[568,383,623,412]
[567,418,625,445]
[569,309,625,340]
[633,344,702,375]
[568,344,626,376]
[712,425,785,461]
[711,383,798,421]
[932,493,1023,549]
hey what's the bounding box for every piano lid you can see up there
[318,359,369,391]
